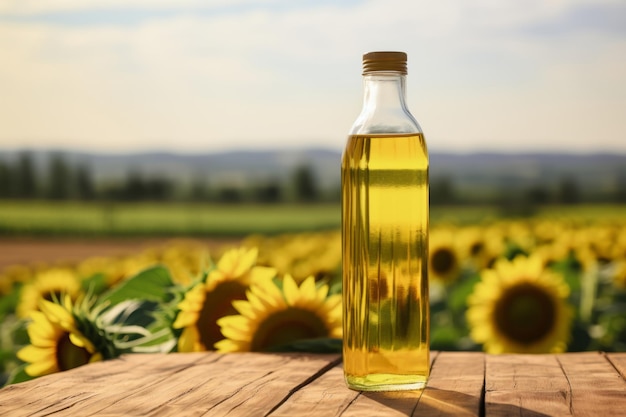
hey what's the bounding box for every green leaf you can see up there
[551,257,582,293]
[81,272,110,296]
[99,299,160,329]
[0,287,20,317]
[447,273,481,314]
[327,274,342,296]
[97,265,175,307]
[431,324,464,351]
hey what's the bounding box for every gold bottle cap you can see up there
[362,51,407,75]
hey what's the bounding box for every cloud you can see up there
[0,0,276,14]
[0,0,624,152]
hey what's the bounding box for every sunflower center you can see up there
[250,308,328,352]
[494,282,556,345]
[431,248,456,274]
[470,242,484,257]
[56,333,91,371]
[197,280,248,350]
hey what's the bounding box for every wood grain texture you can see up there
[485,353,571,417]
[413,351,484,417]
[556,352,626,417]
[1,352,625,417]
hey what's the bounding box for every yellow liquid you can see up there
[341,133,429,391]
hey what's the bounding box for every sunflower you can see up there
[246,231,342,283]
[17,296,102,377]
[1,264,33,290]
[466,254,573,354]
[506,221,534,254]
[428,229,461,284]
[159,240,211,285]
[173,246,276,352]
[215,274,342,352]
[532,220,565,245]
[17,267,82,318]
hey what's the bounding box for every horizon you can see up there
[2,145,626,157]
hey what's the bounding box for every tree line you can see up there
[0,152,327,204]
[1,152,625,207]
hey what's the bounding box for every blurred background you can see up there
[0,0,625,371]
[0,0,625,236]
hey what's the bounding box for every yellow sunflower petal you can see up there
[178,326,202,352]
[214,338,247,353]
[232,300,256,319]
[249,266,277,283]
[218,318,250,342]
[173,310,199,329]
[69,332,95,352]
[282,274,300,306]
[324,294,342,311]
[17,345,52,363]
[25,359,58,377]
[218,247,257,278]
[300,275,316,296]
[251,284,284,310]
[28,311,58,341]
[315,284,329,303]
[89,353,103,363]
[39,300,74,329]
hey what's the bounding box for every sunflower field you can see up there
[1,216,626,387]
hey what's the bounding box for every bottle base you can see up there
[345,374,428,392]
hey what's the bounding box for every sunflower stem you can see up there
[580,263,598,324]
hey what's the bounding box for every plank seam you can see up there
[264,356,343,417]
[603,351,626,382]
[479,354,486,417]
[555,355,574,415]
[338,389,362,416]
[409,351,441,416]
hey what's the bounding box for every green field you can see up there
[0,201,341,236]
[0,201,624,237]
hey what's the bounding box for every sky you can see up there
[0,0,625,154]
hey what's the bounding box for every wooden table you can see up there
[1,351,625,416]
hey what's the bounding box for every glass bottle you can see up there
[341,51,429,391]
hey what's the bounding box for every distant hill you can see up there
[428,152,626,197]
[1,148,625,197]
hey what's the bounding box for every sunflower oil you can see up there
[342,132,429,391]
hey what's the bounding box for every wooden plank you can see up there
[413,351,484,417]
[557,352,626,417]
[201,353,340,417]
[0,353,340,417]
[485,354,572,416]
[2,351,626,417]
[268,362,360,416]
[271,352,444,417]
[605,352,626,379]
[270,354,446,417]
[0,352,166,416]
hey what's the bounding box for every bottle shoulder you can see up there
[349,108,422,135]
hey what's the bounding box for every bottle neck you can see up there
[349,71,421,135]
[362,72,408,112]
